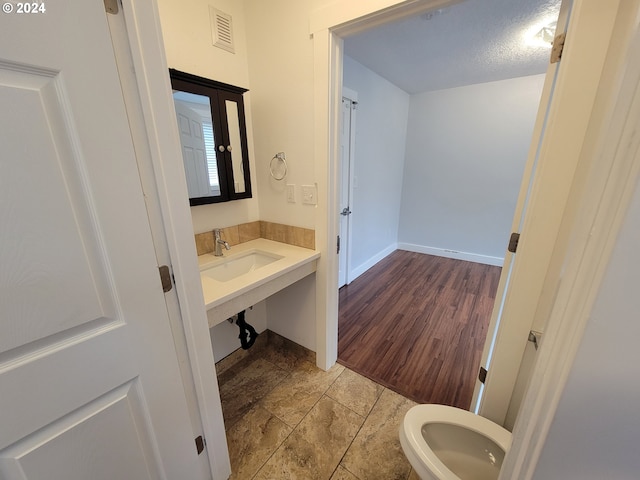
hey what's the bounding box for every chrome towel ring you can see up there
[270,152,287,180]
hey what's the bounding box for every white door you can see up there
[339,90,357,287]
[0,1,200,479]
[472,1,571,422]
[174,99,213,198]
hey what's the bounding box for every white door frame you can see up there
[469,0,572,420]
[110,1,230,479]
[473,0,623,425]
[502,4,640,476]
[311,0,640,477]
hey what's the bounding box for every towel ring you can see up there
[270,152,288,180]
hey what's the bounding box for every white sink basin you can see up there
[201,250,283,282]
[198,238,320,327]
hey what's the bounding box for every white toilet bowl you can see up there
[399,404,512,480]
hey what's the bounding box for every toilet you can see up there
[399,404,512,480]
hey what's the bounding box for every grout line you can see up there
[249,416,295,480]
[332,387,389,480]
[248,354,343,478]
[253,390,338,479]
[226,342,411,480]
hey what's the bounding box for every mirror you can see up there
[172,90,220,198]
[170,69,252,205]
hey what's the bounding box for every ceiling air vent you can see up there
[210,7,235,54]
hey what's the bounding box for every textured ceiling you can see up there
[343,0,561,94]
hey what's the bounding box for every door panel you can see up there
[471,0,572,421]
[473,0,622,427]
[0,1,198,478]
[0,67,111,353]
[2,382,158,480]
[339,91,356,287]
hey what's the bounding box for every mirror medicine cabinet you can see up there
[170,69,252,205]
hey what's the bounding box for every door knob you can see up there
[340,207,352,216]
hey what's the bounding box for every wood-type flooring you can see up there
[338,250,501,409]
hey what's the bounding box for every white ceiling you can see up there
[343,0,561,94]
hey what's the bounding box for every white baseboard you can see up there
[348,243,397,283]
[397,242,504,266]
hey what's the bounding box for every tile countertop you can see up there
[198,238,320,321]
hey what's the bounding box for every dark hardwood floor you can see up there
[338,250,501,409]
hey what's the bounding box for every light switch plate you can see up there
[286,184,296,203]
[301,184,317,205]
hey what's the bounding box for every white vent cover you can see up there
[210,7,235,53]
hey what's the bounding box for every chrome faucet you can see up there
[214,228,231,256]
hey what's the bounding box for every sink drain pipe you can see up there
[235,310,258,350]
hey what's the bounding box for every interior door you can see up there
[471,0,572,423]
[174,99,214,198]
[339,91,357,287]
[0,1,200,478]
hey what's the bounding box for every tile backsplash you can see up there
[195,221,315,256]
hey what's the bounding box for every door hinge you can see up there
[528,330,542,350]
[104,0,119,14]
[337,235,341,255]
[507,232,520,253]
[550,32,566,64]
[158,265,173,293]
[195,435,206,455]
[478,366,488,384]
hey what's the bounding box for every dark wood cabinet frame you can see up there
[169,69,252,205]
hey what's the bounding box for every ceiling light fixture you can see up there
[538,20,557,43]
[526,19,557,48]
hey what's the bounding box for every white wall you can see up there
[243,0,331,229]
[398,75,545,263]
[158,0,321,358]
[266,275,317,351]
[242,0,342,357]
[157,0,263,361]
[156,0,259,233]
[342,55,410,277]
[532,177,640,479]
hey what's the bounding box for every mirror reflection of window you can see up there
[172,91,221,198]
[225,99,245,193]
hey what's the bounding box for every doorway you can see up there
[338,0,560,416]
[313,0,636,474]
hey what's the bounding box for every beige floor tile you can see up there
[227,405,292,479]
[340,389,417,480]
[295,395,364,451]
[330,465,360,480]
[215,333,268,377]
[255,396,363,480]
[253,433,320,480]
[326,368,384,417]
[219,357,289,429]
[261,331,315,371]
[216,332,421,480]
[261,361,344,427]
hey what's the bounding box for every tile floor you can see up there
[216,331,420,480]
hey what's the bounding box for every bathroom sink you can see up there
[201,250,283,282]
[198,238,320,327]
